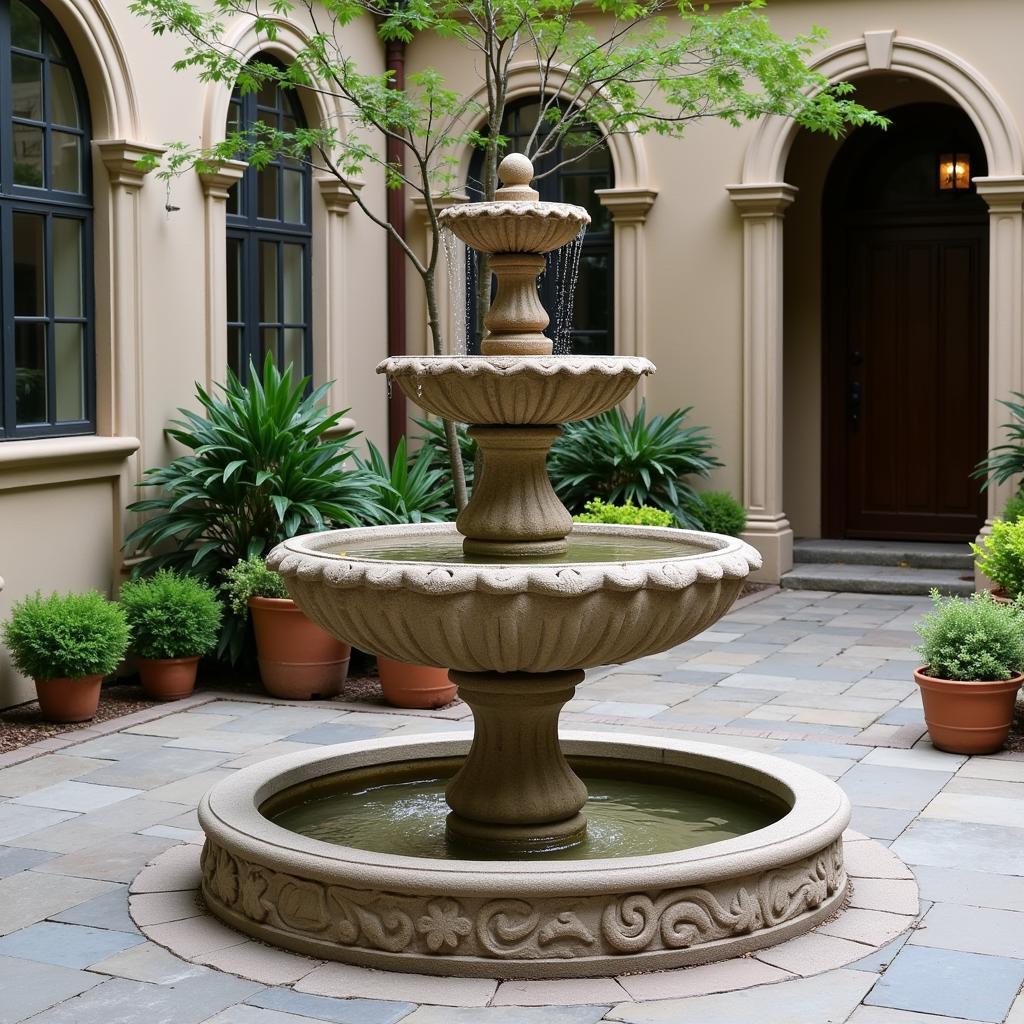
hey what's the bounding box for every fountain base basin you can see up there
[199,732,850,978]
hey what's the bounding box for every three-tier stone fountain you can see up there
[198,155,850,978]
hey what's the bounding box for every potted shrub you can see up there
[692,491,748,537]
[2,591,130,722]
[358,439,457,709]
[971,517,1024,602]
[223,556,350,700]
[913,590,1024,754]
[121,571,222,701]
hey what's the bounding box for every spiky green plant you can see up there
[974,392,1024,493]
[548,402,722,528]
[355,438,455,525]
[414,418,476,506]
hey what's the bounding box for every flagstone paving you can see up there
[1,589,1023,1021]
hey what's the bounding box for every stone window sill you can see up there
[0,435,140,491]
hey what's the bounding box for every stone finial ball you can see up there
[498,153,534,187]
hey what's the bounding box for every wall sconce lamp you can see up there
[939,152,971,191]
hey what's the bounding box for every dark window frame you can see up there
[0,0,94,440]
[226,59,313,384]
[466,99,615,356]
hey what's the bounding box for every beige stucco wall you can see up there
[0,1,389,707]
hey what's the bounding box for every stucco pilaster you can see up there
[726,183,798,582]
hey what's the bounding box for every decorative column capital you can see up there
[198,159,247,200]
[726,182,798,217]
[974,176,1024,213]
[96,140,165,189]
[317,176,363,216]
[595,187,658,224]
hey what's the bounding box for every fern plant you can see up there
[548,402,722,528]
[971,518,1024,598]
[414,418,476,505]
[355,438,455,525]
[125,356,377,660]
[974,392,1024,493]
[916,590,1024,681]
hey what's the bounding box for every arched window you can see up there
[467,99,614,355]
[1,0,92,439]
[225,60,312,382]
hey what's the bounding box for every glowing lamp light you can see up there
[939,152,971,191]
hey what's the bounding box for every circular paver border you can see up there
[129,829,919,1006]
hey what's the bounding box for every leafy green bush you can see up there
[692,491,747,536]
[915,590,1024,681]
[2,592,130,680]
[222,556,288,618]
[572,498,674,527]
[126,356,376,659]
[975,393,1024,492]
[355,438,454,525]
[547,402,722,528]
[971,518,1024,598]
[1004,494,1024,522]
[414,418,475,505]
[120,571,222,660]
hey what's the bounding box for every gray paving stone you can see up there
[163,731,275,754]
[50,885,138,933]
[0,844,58,877]
[78,748,230,790]
[0,953,103,1024]
[400,1009,608,1024]
[88,941,210,983]
[124,711,237,737]
[0,870,116,936]
[66,734,167,760]
[216,707,350,735]
[284,724,395,744]
[892,819,1024,876]
[840,764,951,811]
[913,865,1024,911]
[246,987,417,1024]
[776,740,869,759]
[657,669,728,684]
[849,805,919,841]
[864,945,1024,1022]
[0,803,78,842]
[0,920,145,967]
[0,755,107,797]
[12,781,143,812]
[848,933,912,973]
[603,969,874,1023]
[910,902,1024,958]
[24,974,266,1024]
[847,1007,991,1024]
[144,771,237,807]
[35,833,179,883]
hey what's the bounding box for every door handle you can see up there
[848,379,861,429]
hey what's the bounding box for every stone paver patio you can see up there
[1,588,1023,1023]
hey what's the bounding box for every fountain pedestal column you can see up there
[445,669,588,852]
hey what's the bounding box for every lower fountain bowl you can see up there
[198,732,850,978]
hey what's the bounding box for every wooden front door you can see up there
[823,104,989,542]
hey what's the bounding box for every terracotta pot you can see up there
[34,674,103,723]
[991,587,1014,605]
[137,656,200,701]
[249,596,350,700]
[914,665,1024,755]
[377,657,457,709]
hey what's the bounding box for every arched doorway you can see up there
[821,103,988,541]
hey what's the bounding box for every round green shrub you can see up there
[222,556,288,618]
[121,571,223,660]
[572,498,674,527]
[693,491,747,536]
[915,589,1024,681]
[1003,493,1024,522]
[971,518,1024,598]
[2,591,130,680]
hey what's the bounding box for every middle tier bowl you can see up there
[268,522,760,673]
[377,355,655,425]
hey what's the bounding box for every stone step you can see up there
[793,538,975,571]
[781,562,975,597]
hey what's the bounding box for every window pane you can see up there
[11,0,41,51]
[283,328,304,375]
[562,174,610,231]
[226,99,241,135]
[227,238,242,323]
[574,251,610,332]
[53,218,82,317]
[257,165,279,219]
[52,130,81,192]
[54,323,84,421]
[14,323,47,424]
[259,241,278,321]
[50,63,80,127]
[282,169,303,223]
[260,327,278,366]
[226,181,240,216]
[12,123,43,185]
[227,326,242,376]
[257,78,278,107]
[13,213,45,316]
[11,54,43,119]
[282,243,303,323]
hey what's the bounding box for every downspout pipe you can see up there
[385,37,408,456]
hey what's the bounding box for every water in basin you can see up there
[324,533,711,566]
[264,757,786,861]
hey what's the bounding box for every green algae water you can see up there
[324,533,709,566]
[265,758,786,862]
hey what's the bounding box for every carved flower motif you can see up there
[416,899,472,952]
[212,848,238,906]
